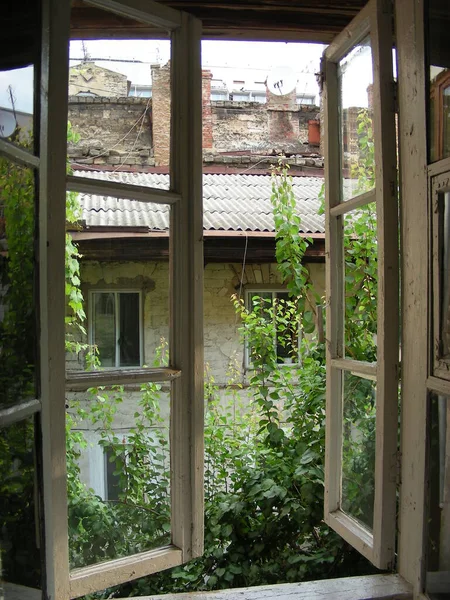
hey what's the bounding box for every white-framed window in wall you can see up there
[89,290,143,368]
[244,288,300,368]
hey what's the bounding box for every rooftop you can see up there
[74,170,325,236]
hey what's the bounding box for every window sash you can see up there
[89,290,143,369]
[323,0,399,569]
[244,288,301,368]
[33,0,204,597]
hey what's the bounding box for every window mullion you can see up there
[39,0,72,596]
[115,291,120,368]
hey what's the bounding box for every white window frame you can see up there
[323,0,399,570]
[12,0,205,597]
[244,287,301,369]
[88,289,144,369]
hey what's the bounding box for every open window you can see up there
[0,0,203,597]
[322,0,399,569]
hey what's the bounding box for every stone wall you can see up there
[67,96,154,168]
[68,258,325,496]
[69,62,129,97]
[68,259,325,384]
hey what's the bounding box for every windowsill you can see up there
[122,574,412,600]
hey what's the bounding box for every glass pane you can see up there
[67,381,171,569]
[426,393,450,598]
[0,65,35,152]
[438,188,450,359]
[275,292,299,365]
[344,202,378,361]
[246,292,274,367]
[0,161,37,406]
[0,417,42,595]
[119,293,140,367]
[338,37,375,202]
[341,371,376,530]
[68,2,171,187]
[91,292,116,368]
[427,0,450,163]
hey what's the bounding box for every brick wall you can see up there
[202,70,213,149]
[151,63,171,167]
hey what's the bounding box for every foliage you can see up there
[0,152,36,404]
[0,113,380,597]
[65,159,377,599]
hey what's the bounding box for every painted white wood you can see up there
[430,169,450,381]
[324,53,344,518]
[326,510,374,563]
[66,367,181,389]
[427,376,450,397]
[370,0,399,570]
[38,0,72,597]
[126,574,412,600]
[325,1,372,64]
[69,546,183,599]
[330,189,376,217]
[0,138,40,169]
[84,0,181,29]
[66,174,181,205]
[395,0,429,594]
[170,11,204,562]
[331,358,377,378]
[324,0,398,571]
[0,398,41,428]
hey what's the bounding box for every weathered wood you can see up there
[65,367,181,390]
[127,574,412,600]
[395,0,429,594]
[0,398,41,428]
[370,0,399,570]
[39,0,72,597]
[170,10,205,562]
[69,546,182,599]
[70,0,368,42]
[0,139,40,169]
[71,236,325,264]
[66,174,181,205]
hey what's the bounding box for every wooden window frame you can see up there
[430,69,450,163]
[323,0,399,570]
[6,0,205,596]
[244,286,301,369]
[88,289,144,369]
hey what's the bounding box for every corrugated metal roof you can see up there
[75,171,325,234]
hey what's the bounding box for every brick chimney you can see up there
[202,70,213,150]
[151,62,171,167]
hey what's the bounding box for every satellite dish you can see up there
[0,109,17,139]
[266,66,297,96]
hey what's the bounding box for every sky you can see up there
[0,38,373,118]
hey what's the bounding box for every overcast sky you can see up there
[0,39,373,116]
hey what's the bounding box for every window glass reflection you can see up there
[0,417,41,595]
[427,0,450,163]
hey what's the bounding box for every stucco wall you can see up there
[68,259,325,495]
[69,259,325,383]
